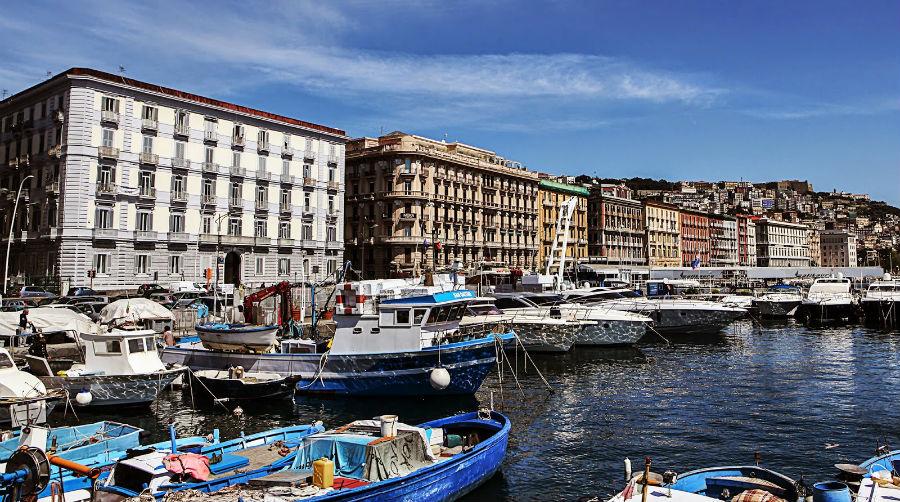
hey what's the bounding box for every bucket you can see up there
[379,415,398,437]
[813,481,851,502]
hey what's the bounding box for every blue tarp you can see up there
[293,434,372,479]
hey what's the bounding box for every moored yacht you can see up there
[752,284,803,318]
[861,275,900,328]
[0,348,65,425]
[797,276,858,323]
[465,295,581,352]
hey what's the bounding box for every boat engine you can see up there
[2,447,51,498]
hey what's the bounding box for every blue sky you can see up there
[2,0,898,204]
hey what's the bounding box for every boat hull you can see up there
[573,320,646,347]
[510,322,577,352]
[39,368,183,407]
[753,299,801,318]
[163,334,511,396]
[195,324,279,352]
[649,308,746,335]
[192,372,294,400]
[796,301,856,323]
[862,299,900,328]
[0,392,63,425]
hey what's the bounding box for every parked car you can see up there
[67,287,102,297]
[0,299,28,312]
[17,286,58,300]
[138,283,166,298]
[149,292,176,309]
[172,291,203,308]
[74,302,106,321]
[169,281,205,294]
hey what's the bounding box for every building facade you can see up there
[755,218,810,267]
[679,209,710,267]
[709,215,738,267]
[807,228,821,266]
[644,201,681,267]
[586,188,645,266]
[820,230,857,267]
[736,215,757,266]
[537,179,588,269]
[0,68,347,292]
[343,132,539,278]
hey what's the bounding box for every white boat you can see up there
[797,276,858,323]
[0,348,64,425]
[194,323,279,352]
[752,285,803,318]
[861,275,900,328]
[718,294,755,309]
[461,297,580,352]
[99,297,175,333]
[30,330,183,407]
[562,287,747,336]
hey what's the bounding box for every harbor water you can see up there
[61,319,900,501]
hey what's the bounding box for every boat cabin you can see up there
[807,277,853,298]
[330,290,477,355]
[866,280,900,298]
[76,330,166,375]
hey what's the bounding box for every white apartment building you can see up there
[0,68,347,292]
[710,215,738,266]
[754,218,810,267]
[820,230,857,267]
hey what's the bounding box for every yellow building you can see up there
[537,179,589,270]
[644,200,681,267]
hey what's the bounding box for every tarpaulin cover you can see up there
[100,298,174,324]
[363,432,431,482]
[163,453,211,481]
[295,434,371,479]
[0,308,97,337]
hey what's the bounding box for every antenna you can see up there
[46,71,52,79]
[118,65,126,75]
[1,90,7,99]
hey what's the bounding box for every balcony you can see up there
[100,110,119,125]
[141,118,158,131]
[46,182,60,195]
[397,168,417,177]
[201,194,217,206]
[174,123,190,137]
[257,142,270,153]
[232,135,245,148]
[96,182,117,196]
[98,146,119,159]
[303,149,316,160]
[48,145,62,159]
[327,181,340,191]
[139,152,158,165]
[171,157,189,169]
[92,228,118,240]
[171,191,188,203]
[229,197,243,209]
[167,232,190,243]
[254,236,271,246]
[280,203,292,213]
[229,166,246,177]
[327,154,339,165]
[303,177,317,188]
[301,210,315,221]
[204,130,217,143]
[281,147,294,158]
[135,230,157,241]
[398,212,417,221]
[137,187,156,199]
[325,213,338,223]
[202,162,218,174]
[255,200,268,211]
[277,238,295,247]
[53,110,65,123]
[280,175,297,185]
[379,190,431,200]
[383,235,421,245]
[220,235,255,246]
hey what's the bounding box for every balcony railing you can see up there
[399,212,417,221]
[171,191,188,203]
[93,228,118,239]
[202,162,218,173]
[280,175,297,185]
[142,118,158,131]
[232,135,245,147]
[201,194,217,205]
[255,200,268,211]
[171,157,189,169]
[168,232,190,243]
[277,238,295,247]
[98,146,119,159]
[257,142,270,153]
[46,182,60,194]
[281,146,294,158]
[100,110,119,124]
[280,203,292,213]
[229,166,246,177]
[303,149,316,160]
[96,182,117,195]
[327,154,339,165]
[254,236,271,246]
[139,152,158,165]
[174,123,190,137]
[135,230,157,241]
[229,197,243,208]
[138,187,156,199]
[327,181,340,191]
[48,145,62,158]
[204,130,217,143]
[303,177,317,187]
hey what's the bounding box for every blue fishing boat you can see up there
[96,422,325,500]
[609,464,800,502]
[163,289,515,396]
[0,421,142,465]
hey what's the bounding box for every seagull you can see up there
[825,443,840,449]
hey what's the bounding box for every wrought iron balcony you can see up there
[327,181,340,191]
[280,203,292,213]
[201,194,217,205]
[327,154,339,165]
[202,162,218,173]
[303,149,316,160]
[47,145,62,158]
[141,118,158,131]
[232,135,245,147]
[303,177,317,187]
[229,166,246,177]
[135,230,157,240]
[96,182,117,195]
[98,146,119,159]
[171,157,190,169]
[139,152,158,165]
[281,146,294,158]
[174,123,190,137]
[204,130,218,143]
[229,197,243,208]
[171,191,188,203]
[257,141,270,153]
[92,227,117,239]
[100,110,119,125]
[138,187,156,199]
[255,200,268,211]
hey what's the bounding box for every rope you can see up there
[298,351,330,390]
[187,371,233,413]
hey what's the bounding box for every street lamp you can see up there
[3,175,34,298]
[213,213,228,317]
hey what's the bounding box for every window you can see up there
[175,141,186,160]
[94,253,109,274]
[327,258,336,276]
[303,163,312,178]
[204,117,216,139]
[232,151,240,167]
[172,174,186,195]
[233,124,244,142]
[128,338,145,354]
[175,109,189,130]
[258,129,269,148]
[101,96,119,112]
[282,160,290,176]
[258,156,267,174]
[95,206,113,229]
[278,258,290,275]
[395,309,410,325]
[136,211,152,231]
[327,226,337,241]
[283,134,291,150]
[104,340,121,354]
[328,165,337,182]
[327,195,335,214]
[413,309,427,324]
[302,224,313,240]
[279,220,290,238]
[255,219,267,237]
[205,146,214,164]
[141,105,157,121]
[202,215,212,234]
[228,217,242,236]
[101,128,114,147]
[255,256,264,274]
[280,188,290,206]
[138,171,154,195]
[169,255,182,275]
[304,193,311,212]
[170,212,185,232]
[256,185,267,204]
[142,135,153,154]
[202,178,214,198]
[135,254,150,275]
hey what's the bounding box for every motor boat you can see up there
[797,276,858,323]
[192,367,295,401]
[861,275,900,328]
[0,348,65,425]
[194,323,279,352]
[752,284,803,318]
[562,287,747,336]
[461,296,580,352]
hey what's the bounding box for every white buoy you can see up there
[75,390,93,406]
[233,406,244,416]
[429,367,451,390]
[624,457,632,482]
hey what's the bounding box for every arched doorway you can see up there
[224,251,241,286]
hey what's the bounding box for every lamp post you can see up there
[3,175,34,298]
[214,213,228,317]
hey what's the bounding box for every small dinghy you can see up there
[193,366,294,401]
[195,323,278,352]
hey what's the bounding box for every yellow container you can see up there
[313,457,334,488]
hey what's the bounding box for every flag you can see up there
[691,254,700,270]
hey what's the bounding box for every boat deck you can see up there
[208,444,287,480]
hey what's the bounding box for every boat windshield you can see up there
[468,304,502,316]
[426,304,466,324]
[0,353,14,369]
[526,295,564,306]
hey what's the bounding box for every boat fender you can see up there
[75,389,93,406]
[624,458,632,482]
[430,367,451,390]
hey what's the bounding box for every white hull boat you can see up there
[195,323,279,352]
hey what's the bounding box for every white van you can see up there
[168,281,204,294]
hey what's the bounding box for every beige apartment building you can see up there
[820,230,857,267]
[537,179,588,270]
[344,132,539,278]
[644,200,681,267]
[586,186,646,266]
